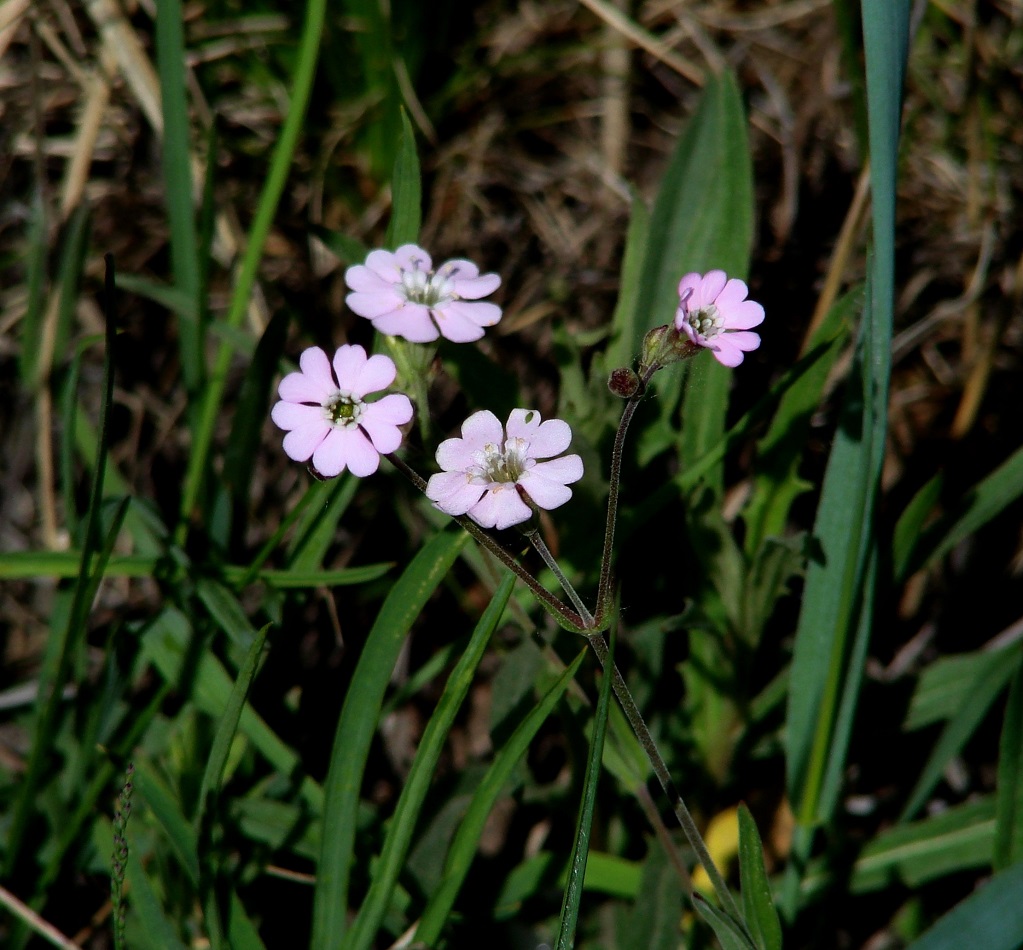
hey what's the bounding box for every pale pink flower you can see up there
[426,409,584,530]
[674,270,765,367]
[271,345,413,478]
[345,244,502,344]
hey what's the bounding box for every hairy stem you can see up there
[528,532,595,627]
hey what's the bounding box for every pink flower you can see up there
[345,244,502,344]
[271,345,413,478]
[674,270,765,367]
[426,409,584,530]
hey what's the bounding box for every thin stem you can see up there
[596,366,658,619]
[528,532,595,627]
[585,631,745,927]
[386,453,587,632]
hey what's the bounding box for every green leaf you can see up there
[995,656,1023,870]
[618,841,684,950]
[904,648,1018,732]
[155,0,202,392]
[605,190,650,371]
[903,859,1023,950]
[844,797,996,894]
[125,855,189,950]
[556,628,616,950]
[312,529,468,950]
[892,473,943,583]
[134,760,200,886]
[286,475,360,572]
[900,645,1019,821]
[694,893,756,950]
[413,647,587,947]
[344,574,514,950]
[737,805,782,950]
[385,109,422,248]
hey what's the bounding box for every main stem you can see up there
[586,631,744,926]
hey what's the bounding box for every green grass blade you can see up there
[892,473,943,583]
[125,856,189,950]
[903,859,1023,950]
[385,109,421,249]
[604,189,650,371]
[344,574,515,950]
[555,630,616,950]
[413,647,587,947]
[134,760,200,886]
[312,529,468,950]
[995,656,1023,870]
[178,0,328,537]
[743,292,856,554]
[6,261,123,873]
[155,0,202,393]
[900,649,1018,822]
[904,444,1023,579]
[286,475,360,572]
[693,893,756,950]
[738,804,782,950]
[195,624,271,836]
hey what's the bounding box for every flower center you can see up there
[685,303,723,341]
[399,258,456,308]
[323,391,364,429]
[473,437,530,484]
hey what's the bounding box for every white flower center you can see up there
[685,303,723,341]
[322,391,364,429]
[399,257,457,308]
[470,437,531,484]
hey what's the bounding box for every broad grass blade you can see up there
[344,574,515,950]
[312,529,468,950]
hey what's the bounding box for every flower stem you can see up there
[386,453,588,632]
[596,365,658,619]
[585,631,743,925]
[527,532,595,628]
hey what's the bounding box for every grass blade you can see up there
[312,529,468,950]
[555,628,616,950]
[995,656,1023,870]
[155,0,202,393]
[344,574,515,950]
[178,0,329,537]
[413,647,587,947]
[384,109,421,249]
[737,804,782,950]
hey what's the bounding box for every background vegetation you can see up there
[2,0,1023,947]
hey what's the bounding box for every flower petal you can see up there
[468,485,531,529]
[392,244,432,272]
[297,347,336,389]
[361,397,412,454]
[696,270,728,308]
[518,470,573,510]
[529,454,584,487]
[344,264,392,294]
[721,299,765,331]
[271,401,323,431]
[711,331,761,367]
[372,304,440,343]
[458,410,504,452]
[365,393,413,427]
[331,344,368,389]
[436,258,481,280]
[431,303,487,342]
[511,412,572,458]
[351,352,397,398]
[278,368,333,404]
[426,470,485,515]
[282,423,329,462]
[451,273,501,300]
[347,290,405,319]
[363,248,403,282]
[341,429,381,477]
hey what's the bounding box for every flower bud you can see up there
[608,367,642,398]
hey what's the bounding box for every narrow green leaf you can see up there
[904,859,1023,950]
[737,804,782,950]
[385,109,422,248]
[845,797,995,894]
[312,530,468,950]
[178,0,328,537]
[693,893,756,950]
[892,473,943,582]
[125,855,189,950]
[196,577,259,651]
[155,0,202,392]
[134,761,200,885]
[619,845,685,950]
[605,190,650,371]
[5,465,126,874]
[344,574,515,950]
[556,629,616,950]
[195,624,271,835]
[287,475,360,572]
[905,647,1017,732]
[907,444,1023,578]
[414,648,587,947]
[900,648,1018,822]
[995,656,1023,870]
[18,189,48,384]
